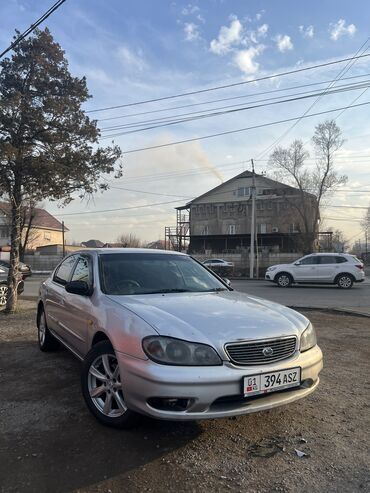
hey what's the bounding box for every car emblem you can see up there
[262,347,274,357]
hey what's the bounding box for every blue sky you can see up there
[1,0,370,244]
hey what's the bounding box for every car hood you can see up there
[107,291,309,358]
[267,263,293,270]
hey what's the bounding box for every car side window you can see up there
[318,256,336,264]
[53,255,77,285]
[335,256,348,263]
[71,256,92,286]
[300,256,319,265]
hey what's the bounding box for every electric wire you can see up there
[0,0,67,59]
[101,100,370,151]
[86,53,370,113]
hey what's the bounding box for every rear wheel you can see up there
[276,273,293,288]
[336,274,354,289]
[81,341,140,429]
[0,284,8,306]
[37,308,59,351]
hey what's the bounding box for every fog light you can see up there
[148,397,190,411]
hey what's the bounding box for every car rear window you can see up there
[335,256,348,263]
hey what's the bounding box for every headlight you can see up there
[300,323,317,352]
[267,266,277,271]
[142,336,222,366]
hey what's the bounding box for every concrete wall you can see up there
[193,252,302,278]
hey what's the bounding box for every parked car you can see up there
[37,249,322,428]
[0,260,32,279]
[265,253,365,289]
[0,266,25,306]
[203,258,234,269]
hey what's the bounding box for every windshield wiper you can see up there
[204,287,228,292]
[143,288,192,294]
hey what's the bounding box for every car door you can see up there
[292,255,320,281]
[59,254,95,356]
[316,255,338,281]
[45,255,78,337]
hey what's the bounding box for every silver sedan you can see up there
[37,249,323,428]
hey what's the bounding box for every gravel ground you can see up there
[0,302,369,493]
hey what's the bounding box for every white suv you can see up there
[265,253,365,289]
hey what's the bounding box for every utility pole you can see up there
[249,159,256,279]
[62,221,65,257]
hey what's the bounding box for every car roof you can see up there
[72,248,187,257]
[307,252,350,256]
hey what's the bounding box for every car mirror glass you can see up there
[65,280,93,296]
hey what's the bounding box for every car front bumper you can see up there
[117,344,323,420]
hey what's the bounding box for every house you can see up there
[170,171,318,254]
[0,202,68,251]
[81,239,104,248]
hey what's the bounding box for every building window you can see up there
[267,201,272,209]
[256,201,264,210]
[228,224,236,235]
[44,232,51,240]
[258,223,267,234]
[289,223,300,233]
[201,226,209,235]
[237,187,250,197]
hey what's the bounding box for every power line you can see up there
[110,185,192,199]
[0,0,67,59]
[97,73,370,123]
[255,36,370,159]
[51,199,184,217]
[103,100,370,152]
[87,53,370,114]
[100,80,370,134]
[100,81,370,138]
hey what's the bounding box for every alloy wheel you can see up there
[87,354,127,417]
[338,276,352,288]
[39,312,46,346]
[0,285,8,306]
[278,275,290,287]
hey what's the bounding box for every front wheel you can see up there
[337,274,354,289]
[0,284,8,306]
[276,273,293,288]
[81,341,140,429]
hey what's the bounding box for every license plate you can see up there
[243,367,301,397]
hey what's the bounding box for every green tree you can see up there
[0,29,122,312]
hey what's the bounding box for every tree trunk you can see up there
[5,199,22,313]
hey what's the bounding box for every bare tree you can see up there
[268,120,347,253]
[361,206,370,236]
[116,233,142,248]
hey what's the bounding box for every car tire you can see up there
[336,274,354,289]
[81,341,140,429]
[0,283,8,307]
[37,307,60,351]
[276,273,293,288]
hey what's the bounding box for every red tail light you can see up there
[355,264,364,270]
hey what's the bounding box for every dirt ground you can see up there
[0,302,369,493]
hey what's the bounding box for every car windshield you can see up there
[99,253,228,295]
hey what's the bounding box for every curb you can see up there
[289,305,370,319]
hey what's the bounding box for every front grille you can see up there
[225,337,297,365]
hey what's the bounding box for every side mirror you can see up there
[65,280,93,296]
[294,261,301,266]
[223,278,231,287]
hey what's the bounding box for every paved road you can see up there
[23,275,370,312]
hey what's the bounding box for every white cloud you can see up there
[116,46,146,71]
[329,19,356,41]
[181,4,200,16]
[255,10,265,21]
[184,22,199,41]
[276,34,293,52]
[210,17,243,55]
[234,45,264,75]
[257,24,269,37]
[299,25,314,38]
